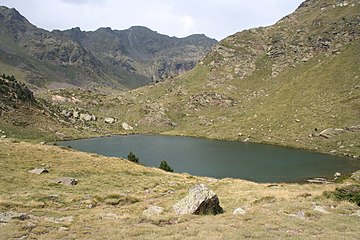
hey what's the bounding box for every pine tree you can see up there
[159,160,173,172]
[127,152,139,163]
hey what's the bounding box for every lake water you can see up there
[58,135,360,183]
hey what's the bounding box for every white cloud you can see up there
[180,16,195,36]
[1,0,304,40]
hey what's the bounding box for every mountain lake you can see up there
[58,135,360,183]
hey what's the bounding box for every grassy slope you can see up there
[1,139,359,239]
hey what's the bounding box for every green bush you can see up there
[324,185,360,206]
[159,160,173,172]
[127,152,139,163]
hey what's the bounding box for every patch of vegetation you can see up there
[127,151,139,163]
[159,160,173,172]
[324,185,360,206]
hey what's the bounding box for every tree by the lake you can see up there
[159,160,173,172]
[127,152,139,163]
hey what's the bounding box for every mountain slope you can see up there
[50,0,359,157]
[0,6,217,90]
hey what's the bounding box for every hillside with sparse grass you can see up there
[0,139,360,239]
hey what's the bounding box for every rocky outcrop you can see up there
[50,177,78,186]
[61,108,96,122]
[0,75,35,110]
[173,184,223,215]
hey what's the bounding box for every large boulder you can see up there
[173,184,223,215]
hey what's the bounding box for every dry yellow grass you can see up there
[0,139,359,239]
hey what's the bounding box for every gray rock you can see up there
[351,170,360,181]
[346,125,360,132]
[104,117,116,124]
[142,206,164,217]
[0,212,29,223]
[79,113,93,121]
[352,210,360,217]
[313,205,328,214]
[50,177,78,186]
[334,172,341,178]
[122,122,133,131]
[28,168,49,174]
[73,111,80,119]
[307,178,331,184]
[319,128,345,138]
[58,227,69,232]
[233,207,246,215]
[173,184,223,215]
[0,135,6,139]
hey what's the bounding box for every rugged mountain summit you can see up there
[0,6,217,90]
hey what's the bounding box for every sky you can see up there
[1,0,304,40]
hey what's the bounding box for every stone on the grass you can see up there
[28,168,49,175]
[50,177,78,186]
[142,206,164,217]
[173,184,223,215]
[233,207,246,215]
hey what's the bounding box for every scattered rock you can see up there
[142,206,164,217]
[351,170,360,181]
[50,177,78,186]
[346,125,360,132]
[330,150,337,154]
[104,117,116,124]
[173,184,223,215]
[0,135,6,139]
[122,122,133,131]
[313,205,328,214]
[99,213,120,220]
[318,128,345,138]
[288,211,306,220]
[307,178,331,184]
[233,207,246,215]
[28,168,49,174]
[0,212,29,223]
[58,227,69,232]
[79,113,96,121]
[334,172,341,179]
[352,210,360,217]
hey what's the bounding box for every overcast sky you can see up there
[1,0,304,40]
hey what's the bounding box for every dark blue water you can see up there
[58,135,360,183]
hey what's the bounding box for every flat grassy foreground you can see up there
[0,139,359,239]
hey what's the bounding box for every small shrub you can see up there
[324,185,360,206]
[159,160,173,172]
[127,152,139,163]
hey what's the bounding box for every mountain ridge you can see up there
[0,6,217,90]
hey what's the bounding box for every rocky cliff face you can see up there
[0,6,217,90]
